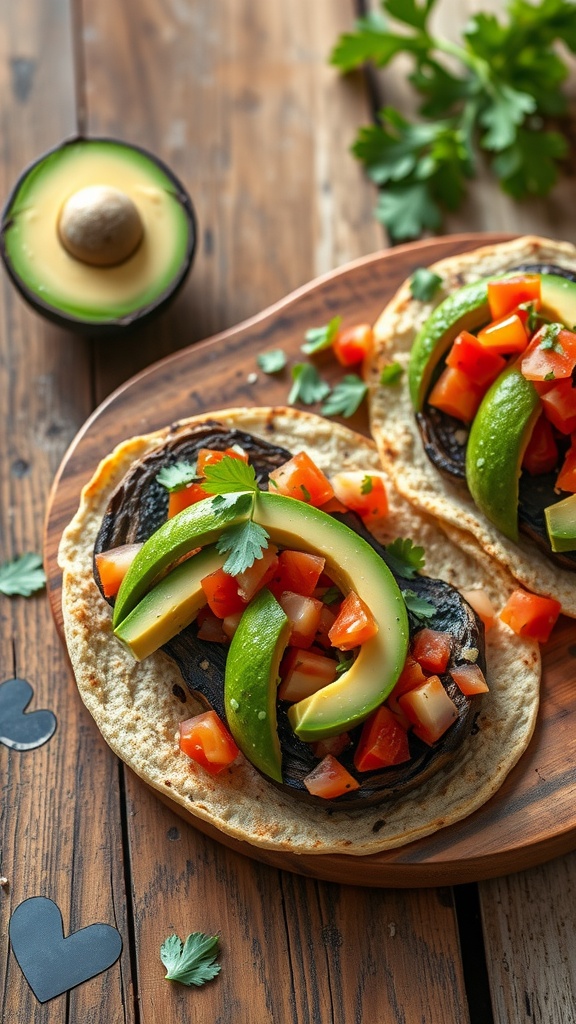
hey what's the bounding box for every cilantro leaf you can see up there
[375,180,443,242]
[538,323,564,352]
[384,538,426,579]
[410,267,443,301]
[322,585,342,605]
[335,655,354,677]
[361,475,374,495]
[0,553,46,597]
[402,589,436,621]
[156,461,198,493]
[202,456,258,495]
[257,349,287,374]
[161,932,221,987]
[321,375,368,418]
[289,364,331,406]
[380,362,404,386]
[216,520,270,576]
[301,316,342,355]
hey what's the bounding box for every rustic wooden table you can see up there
[1,1,576,1022]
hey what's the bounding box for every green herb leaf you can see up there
[301,316,342,355]
[257,349,287,374]
[360,475,374,495]
[202,456,259,495]
[539,323,564,352]
[0,553,46,597]
[156,461,198,493]
[321,375,368,418]
[289,364,331,406]
[410,267,443,301]
[161,932,221,987]
[216,520,270,576]
[402,589,436,620]
[384,538,426,579]
[322,585,342,605]
[380,362,404,386]
[335,655,354,676]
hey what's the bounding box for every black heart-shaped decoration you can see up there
[0,678,56,750]
[9,897,122,1002]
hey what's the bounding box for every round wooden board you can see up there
[45,233,576,887]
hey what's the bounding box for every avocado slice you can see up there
[224,588,291,783]
[545,493,576,552]
[466,367,541,541]
[0,137,196,333]
[114,545,225,660]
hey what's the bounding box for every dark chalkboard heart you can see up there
[9,897,122,1003]
[0,677,56,750]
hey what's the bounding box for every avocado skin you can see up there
[95,424,484,808]
[0,135,197,336]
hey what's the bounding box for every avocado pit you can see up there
[58,185,144,267]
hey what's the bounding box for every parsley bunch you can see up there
[331,0,576,241]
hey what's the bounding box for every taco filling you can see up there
[93,422,487,808]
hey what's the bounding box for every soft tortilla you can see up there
[58,406,540,855]
[367,234,576,617]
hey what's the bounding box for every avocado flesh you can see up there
[1,138,194,324]
[114,489,410,742]
[224,588,291,783]
[545,493,576,552]
[114,545,225,660]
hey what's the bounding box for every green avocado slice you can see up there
[224,588,291,783]
[545,493,576,552]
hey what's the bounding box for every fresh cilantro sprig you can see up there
[331,0,576,241]
[321,375,368,418]
[0,553,46,597]
[539,323,564,352]
[257,349,287,374]
[383,537,426,579]
[301,316,342,355]
[157,461,198,493]
[410,267,443,302]
[289,364,332,406]
[202,458,259,495]
[402,588,436,621]
[160,932,221,987]
[380,362,403,386]
[201,458,270,575]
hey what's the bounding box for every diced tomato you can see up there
[95,542,142,598]
[168,482,208,518]
[499,588,562,644]
[318,495,349,514]
[389,655,427,697]
[399,676,459,745]
[303,754,360,798]
[411,629,452,674]
[520,326,576,382]
[332,324,374,367]
[235,545,279,602]
[540,379,576,434]
[450,663,489,696]
[279,591,323,649]
[459,589,496,632]
[353,705,411,772]
[278,647,338,701]
[557,437,576,492]
[487,275,541,320]
[446,330,506,388]
[179,710,239,774]
[268,549,325,599]
[196,607,228,643]
[514,298,541,330]
[268,451,334,507]
[314,603,338,648]
[311,732,352,759]
[201,566,247,618]
[477,312,528,354]
[330,471,389,526]
[196,446,248,476]
[328,591,378,651]
[522,414,559,475]
[427,366,484,423]
[222,611,244,640]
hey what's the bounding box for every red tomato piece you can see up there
[222,611,244,640]
[318,495,349,514]
[235,545,279,602]
[487,275,541,320]
[332,324,374,367]
[477,312,528,354]
[196,446,248,475]
[411,628,452,674]
[428,366,484,423]
[268,451,334,507]
[522,414,559,475]
[514,298,542,331]
[459,589,496,632]
[268,549,325,599]
[520,326,576,382]
[303,754,360,798]
[540,379,576,434]
[196,607,229,643]
[330,471,389,526]
[278,647,338,701]
[168,482,208,518]
[499,589,562,644]
[328,591,378,651]
[179,710,239,774]
[279,591,323,649]
[311,732,352,759]
[94,543,142,598]
[201,567,246,618]
[446,330,506,387]
[353,705,411,772]
[450,663,489,696]
[399,676,459,745]
[314,603,338,648]
[389,655,427,697]
[557,438,576,492]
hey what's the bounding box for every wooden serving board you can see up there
[44,234,576,887]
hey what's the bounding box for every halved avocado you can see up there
[0,137,196,334]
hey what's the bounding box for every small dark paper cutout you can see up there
[0,678,56,750]
[9,897,122,1003]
